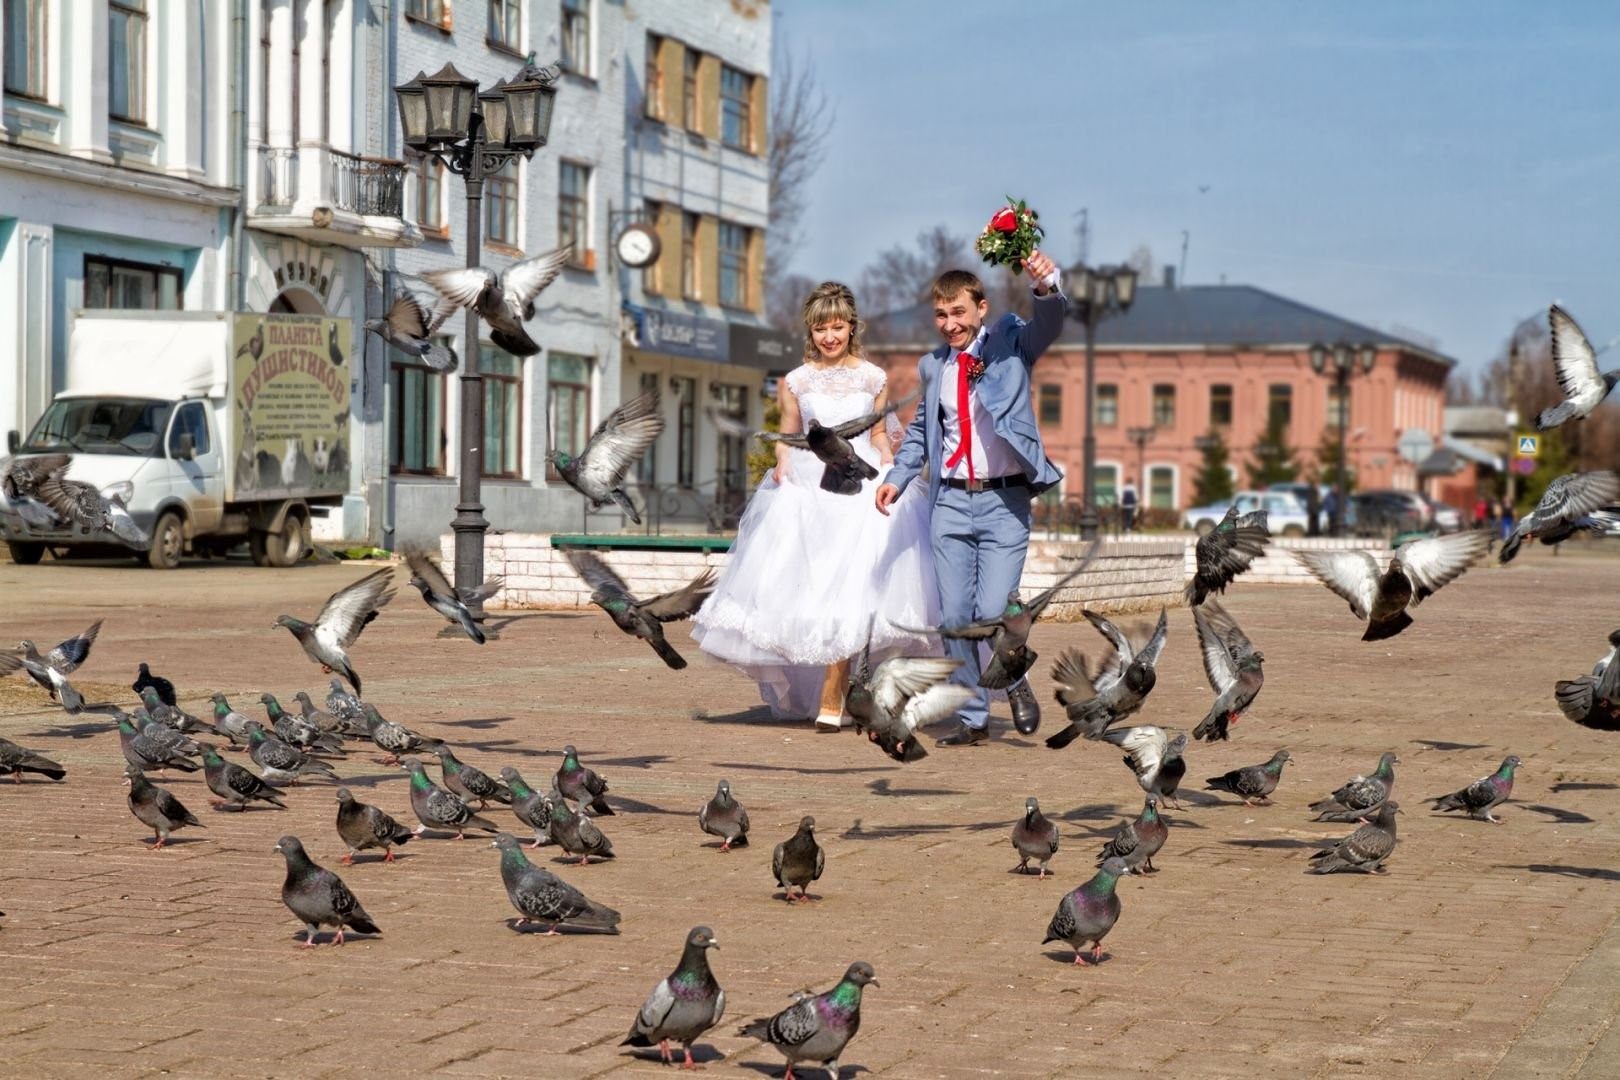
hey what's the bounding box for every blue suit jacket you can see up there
[887,292,1066,500]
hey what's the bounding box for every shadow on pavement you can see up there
[1520,804,1596,824]
[1222,837,1322,849]
[1551,781,1618,792]
[866,778,964,798]
[1500,863,1620,882]
[712,760,892,777]
[1411,739,1491,751]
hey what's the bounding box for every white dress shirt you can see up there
[939,327,1021,481]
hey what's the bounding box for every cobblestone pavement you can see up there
[0,549,1618,1079]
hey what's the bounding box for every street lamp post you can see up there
[394,60,560,608]
[1063,263,1139,541]
[1309,340,1377,537]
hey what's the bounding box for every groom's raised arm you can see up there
[1014,250,1066,367]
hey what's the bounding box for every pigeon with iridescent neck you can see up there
[564,551,715,670]
[1011,796,1059,877]
[489,832,621,934]
[1045,608,1168,749]
[549,388,664,523]
[556,744,614,816]
[1097,797,1168,874]
[402,759,499,839]
[335,787,413,864]
[1309,752,1397,823]
[199,743,286,811]
[117,714,199,774]
[436,745,511,809]
[500,767,552,847]
[261,693,343,754]
[207,693,255,748]
[275,834,380,947]
[362,703,444,764]
[624,926,726,1070]
[545,786,615,864]
[1205,749,1291,806]
[738,961,876,1080]
[1044,857,1127,965]
[1307,802,1400,874]
[1430,755,1521,823]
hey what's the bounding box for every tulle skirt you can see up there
[691,450,940,719]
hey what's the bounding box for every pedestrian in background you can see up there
[1120,480,1139,533]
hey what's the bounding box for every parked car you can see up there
[1351,490,1432,536]
[1266,482,1345,532]
[1420,495,1463,533]
[1182,490,1313,537]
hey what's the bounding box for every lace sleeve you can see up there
[783,366,806,397]
[865,362,889,398]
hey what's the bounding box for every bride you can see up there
[692,281,939,727]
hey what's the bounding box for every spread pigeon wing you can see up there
[1193,602,1242,695]
[403,547,455,599]
[871,656,962,717]
[1537,470,1620,526]
[565,550,634,601]
[1083,611,1133,664]
[1137,607,1170,668]
[502,245,573,307]
[2,453,70,499]
[827,390,920,439]
[1296,549,1380,619]
[1100,724,1170,775]
[316,567,397,647]
[641,569,718,622]
[459,575,505,603]
[1548,304,1603,404]
[420,266,497,311]
[1395,530,1489,604]
[46,620,102,673]
[1555,676,1597,723]
[575,390,666,492]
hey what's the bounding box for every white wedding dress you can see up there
[691,360,940,719]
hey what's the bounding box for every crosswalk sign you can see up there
[1516,435,1539,458]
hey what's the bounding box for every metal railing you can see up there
[580,473,751,536]
[330,150,407,217]
[257,146,297,208]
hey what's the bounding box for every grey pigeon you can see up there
[738,962,876,1079]
[117,714,199,773]
[844,648,972,763]
[422,244,571,358]
[624,926,726,1069]
[556,744,614,815]
[1205,749,1291,806]
[772,815,824,903]
[138,686,213,734]
[1430,755,1521,823]
[500,767,553,847]
[1044,857,1127,965]
[698,779,751,851]
[549,389,665,523]
[199,743,286,811]
[1100,725,1188,808]
[137,715,199,758]
[0,452,69,503]
[362,703,444,764]
[132,662,177,707]
[565,551,715,670]
[545,787,615,864]
[1501,470,1620,564]
[274,834,380,947]
[1297,530,1489,641]
[273,566,396,693]
[335,787,414,864]
[1307,801,1400,874]
[15,619,102,697]
[1554,628,1620,731]
[123,764,204,848]
[403,759,499,839]
[404,547,499,643]
[736,393,917,495]
[0,735,65,782]
[1097,797,1168,874]
[490,832,621,934]
[364,288,456,370]
[261,693,344,754]
[208,693,255,746]
[292,691,347,738]
[436,745,512,808]
[1011,795,1059,877]
[1310,752,1398,823]
[1536,305,1620,430]
[325,679,366,728]
[0,652,101,714]
[33,459,148,545]
[1046,608,1168,749]
[244,720,338,785]
[1191,600,1264,742]
[1187,504,1270,606]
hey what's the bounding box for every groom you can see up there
[876,251,1065,746]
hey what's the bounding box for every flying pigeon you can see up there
[335,787,414,864]
[1309,752,1399,823]
[1554,628,1620,730]
[1044,857,1127,965]
[489,832,621,934]
[403,759,500,839]
[0,652,100,714]
[738,962,876,1080]
[1187,504,1270,606]
[500,767,552,848]
[724,393,917,495]
[274,834,380,947]
[244,721,338,785]
[1205,749,1291,806]
[1430,755,1521,823]
[1501,470,1620,564]
[33,460,148,546]
[1307,801,1400,874]
[436,745,511,809]
[1097,796,1168,874]
[362,703,444,764]
[1191,600,1264,742]
[1297,530,1489,641]
[132,662,177,708]
[363,288,456,371]
[199,743,286,811]
[123,765,204,848]
[844,651,973,763]
[1099,725,1188,808]
[0,735,65,783]
[0,452,69,503]
[549,389,665,523]
[1011,795,1059,877]
[556,744,614,816]
[274,566,396,693]
[773,815,825,903]
[1535,305,1620,430]
[698,779,751,851]
[1045,608,1168,748]
[624,926,726,1070]
[564,550,715,670]
[404,547,498,644]
[15,620,101,698]
[422,244,571,357]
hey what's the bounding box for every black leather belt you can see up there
[941,475,1030,492]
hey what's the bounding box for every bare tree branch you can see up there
[765,42,834,329]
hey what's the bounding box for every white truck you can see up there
[0,310,352,569]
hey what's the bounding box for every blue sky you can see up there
[773,1,1620,376]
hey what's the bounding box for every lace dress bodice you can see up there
[784,361,894,460]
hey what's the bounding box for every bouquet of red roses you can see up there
[975,197,1044,273]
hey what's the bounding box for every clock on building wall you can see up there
[615,223,662,268]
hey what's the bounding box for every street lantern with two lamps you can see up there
[1309,340,1377,536]
[1062,262,1139,541]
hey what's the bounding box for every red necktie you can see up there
[943,352,975,482]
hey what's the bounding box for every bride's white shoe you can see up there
[814,713,844,731]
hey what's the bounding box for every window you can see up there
[645,34,665,119]
[721,65,752,151]
[85,256,181,310]
[109,0,148,123]
[559,161,591,267]
[405,0,448,28]
[1094,383,1118,426]
[488,0,521,52]
[1327,383,1348,429]
[673,376,696,487]
[635,371,660,485]
[1038,384,1062,425]
[561,0,590,76]
[1149,466,1174,509]
[481,349,523,478]
[682,49,700,131]
[714,383,748,499]
[681,212,699,300]
[1152,384,1176,427]
[1268,383,1293,427]
[485,159,519,247]
[4,0,46,98]
[719,222,748,308]
[413,153,445,232]
[1209,383,1233,427]
[168,402,212,459]
[1093,464,1118,508]
[389,352,447,475]
[547,353,592,481]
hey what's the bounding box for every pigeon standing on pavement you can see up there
[1535,305,1620,431]
[1430,755,1521,823]
[244,721,338,785]
[1205,749,1292,806]
[261,693,344,754]
[547,794,615,865]
[564,551,716,670]
[556,744,614,816]
[1011,796,1060,878]
[1044,858,1127,965]
[490,833,621,934]
[436,745,512,809]
[1554,628,1620,731]
[117,714,200,773]
[1500,470,1620,564]
[292,691,347,738]
[624,926,726,1070]
[335,787,414,864]
[325,679,366,728]
[363,288,457,371]
[738,962,877,1080]
[0,736,65,783]
[1097,796,1169,874]
[123,765,204,848]
[843,650,973,763]
[1309,752,1398,823]
[132,662,178,708]
[500,767,552,848]
[773,816,825,904]
[1098,725,1188,808]
[404,547,498,644]
[1187,504,1271,606]
[139,686,213,735]
[15,620,102,698]
[1307,802,1400,874]
[274,834,380,947]
[548,389,665,523]
[208,693,255,748]
[1191,600,1265,742]
[273,566,397,694]
[199,743,286,811]
[698,779,751,851]
[422,244,571,358]
[362,703,444,764]
[403,759,500,839]
[1045,608,1169,749]
[1296,531,1490,641]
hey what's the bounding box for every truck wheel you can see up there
[147,512,184,569]
[269,513,308,568]
[6,541,45,565]
[1281,524,1306,538]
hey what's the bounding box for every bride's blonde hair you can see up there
[801,281,863,363]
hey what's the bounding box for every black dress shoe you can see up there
[1008,678,1041,735]
[936,723,988,747]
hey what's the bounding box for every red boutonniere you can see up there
[965,356,987,382]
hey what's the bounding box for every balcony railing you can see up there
[258,146,297,209]
[330,150,406,217]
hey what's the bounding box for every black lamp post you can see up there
[394,59,560,609]
[1309,340,1377,537]
[1063,262,1139,541]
